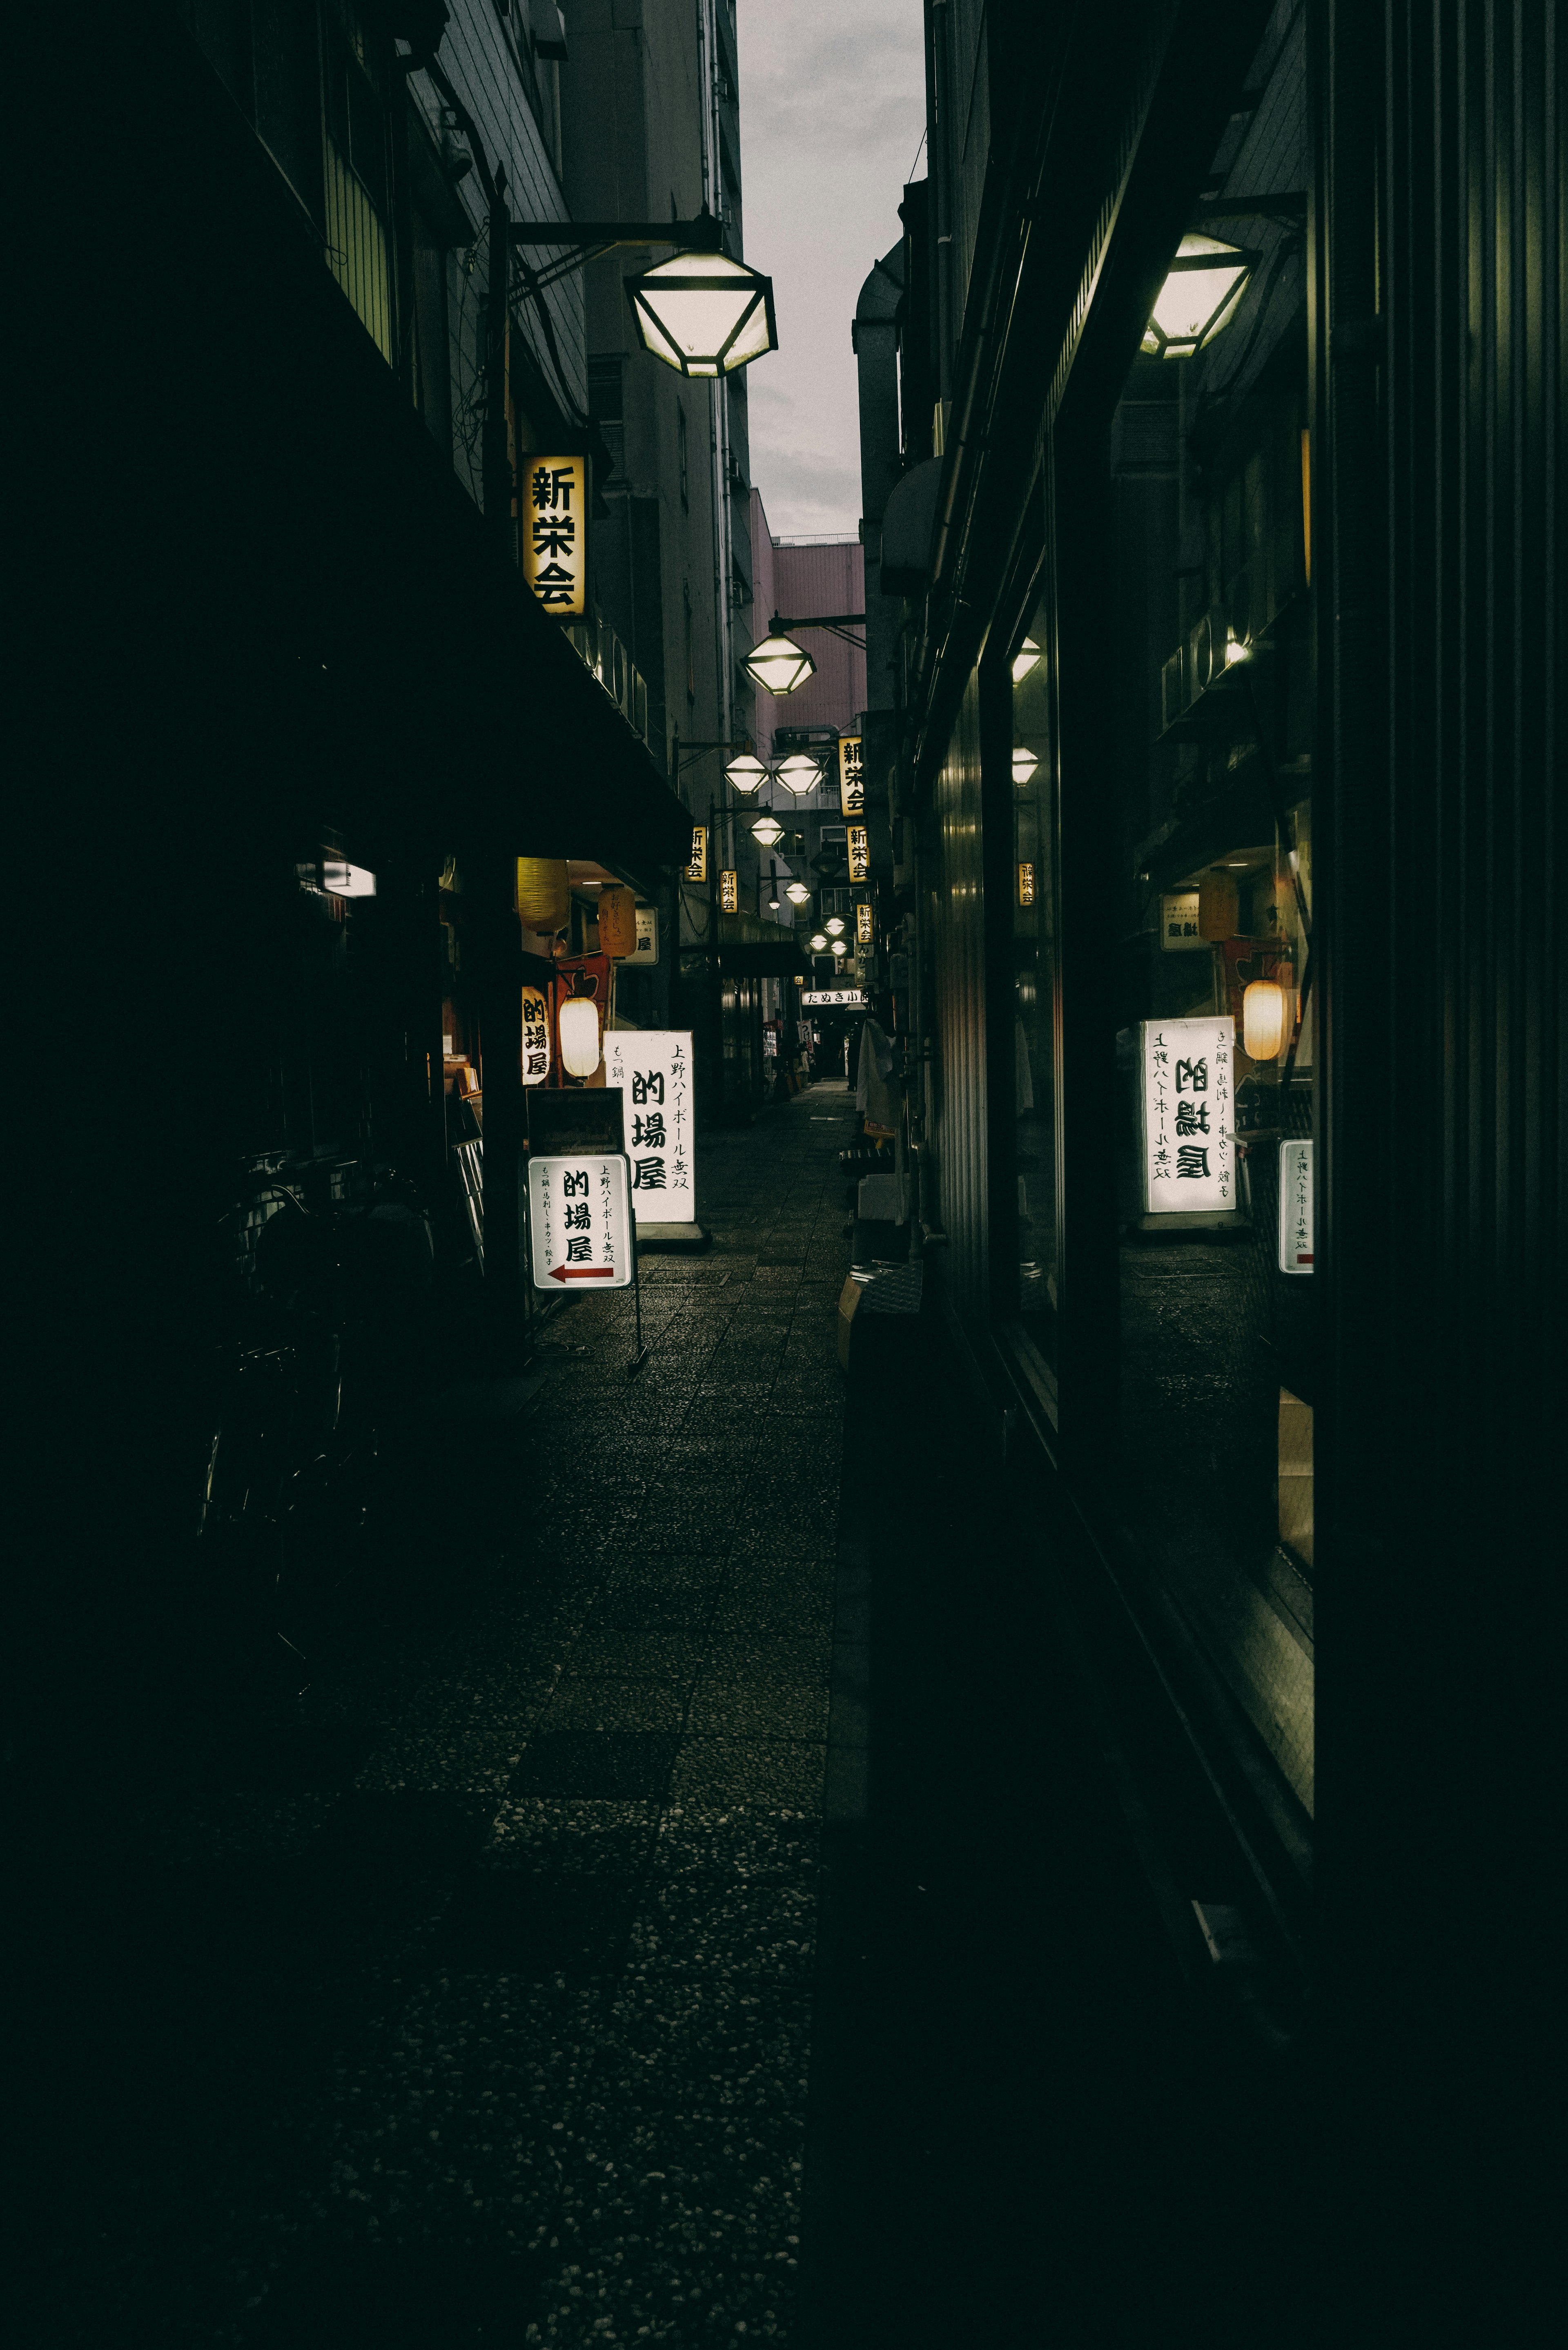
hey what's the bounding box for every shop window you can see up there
[1102,3,1314,1810]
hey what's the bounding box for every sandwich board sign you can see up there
[527,1153,634,1289]
[602,1030,697,1226]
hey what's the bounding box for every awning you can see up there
[96,12,690,885]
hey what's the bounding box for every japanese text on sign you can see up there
[839,735,865,818]
[1160,890,1205,950]
[847,825,869,883]
[603,1030,697,1225]
[686,827,707,883]
[522,455,588,618]
[1139,1017,1236,1215]
[624,904,659,965]
[720,870,738,913]
[527,1153,633,1288]
[855,902,874,945]
[521,983,551,1086]
[802,989,865,1007]
[1018,862,1036,907]
[1278,1139,1314,1273]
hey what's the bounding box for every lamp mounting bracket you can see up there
[512,212,725,252]
[1192,193,1307,224]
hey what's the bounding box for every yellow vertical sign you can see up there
[523,454,588,617]
[838,734,865,817]
[720,870,739,912]
[848,825,869,883]
[1017,861,1036,906]
[855,901,874,945]
[686,826,708,882]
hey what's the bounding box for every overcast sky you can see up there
[736,2,927,539]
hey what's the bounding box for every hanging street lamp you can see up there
[1012,745,1039,784]
[785,881,811,906]
[825,916,846,936]
[751,813,785,849]
[725,752,770,794]
[808,933,829,953]
[744,630,816,696]
[626,248,779,378]
[1011,637,1042,685]
[774,752,822,796]
[1141,234,1256,359]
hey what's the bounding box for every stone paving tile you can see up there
[668,1741,829,1810]
[543,1678,690,1733]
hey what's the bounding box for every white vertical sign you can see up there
[624,904,659,965]
[1278,1139,1314,1272]
[1139,1016,1236,1214]
[527,1153,633,1289]
[602,1029,697,1225]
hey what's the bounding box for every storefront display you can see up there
[1102,0,1315,1807]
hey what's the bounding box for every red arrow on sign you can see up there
[548,1263,617,1282]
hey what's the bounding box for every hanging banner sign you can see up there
[527,1152,633,1288]
[720,870,739,913]
[624,904,660,965]
[1018,862,1036,906]
[847,825,869,883]
[686,827,708,883]
[855,902,874,945]
[523,455,588,617]
[838,734,865,817]
[1138,1016,1236,1215]
[603,1030,696,1224]
[803,988,866,1007]
[521,982,551,1086]
[1160,890,1205,950]
[1278,1138,1314,1272]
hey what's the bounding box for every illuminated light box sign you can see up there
[603,1030,696,1224]
[624,904,659,965]
[523,455,588,618]
[803,989,866,1007]
[521,982,551,1085]
[1161,890,1205,950]
[839,734,865,816]
[1138,1016,1236,1217]
[686,827,707,883]
[720,870,739,913]
[855,902,874,945]
[528,1152,633,1289]
[1278,1138,1314,1272]
[847,825,869,883]
[1018,861,1036,906]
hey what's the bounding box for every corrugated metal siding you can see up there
[409,1,586,417]
[1321,0,1561,1554]
[931,670,990,1322]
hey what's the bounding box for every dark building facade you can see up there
[856,0,1561,2319]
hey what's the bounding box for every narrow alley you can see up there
[34,1089,866,2343]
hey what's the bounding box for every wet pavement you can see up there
[26,1082,864,2347]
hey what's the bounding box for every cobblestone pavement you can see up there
[43,1084,862,2347]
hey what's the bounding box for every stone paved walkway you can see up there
[58,1082,862,2346]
